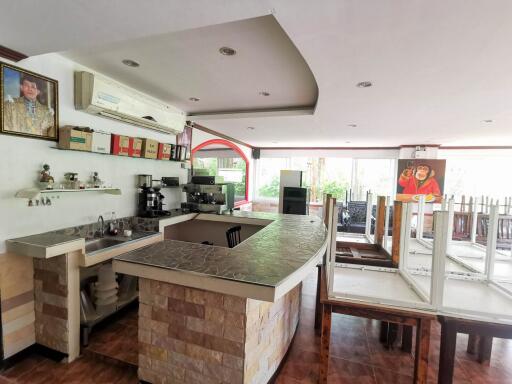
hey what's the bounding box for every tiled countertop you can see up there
[115,211,328,289]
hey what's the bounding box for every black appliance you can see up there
[282,187,308,215]
[137,174,171,218]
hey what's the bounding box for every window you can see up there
[254,156,396,213]
[442,150,512,200]
[192,139,248,204]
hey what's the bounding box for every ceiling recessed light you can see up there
[247,126,255,130]
[219,46,236,56]
[482,119,493,123]
[189,97,200,102]
[259,91,270,96]
[347,124,357,128]
[272,141,278,144]
[356,81,372,88]
[122,59,140,68]
[345,141,351,144]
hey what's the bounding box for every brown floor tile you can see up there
[328,356,376,384]
[3,269,512,384]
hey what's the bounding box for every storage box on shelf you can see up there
[141,138,158,159]
[157,143,171,160]
[59,126,92,151]
[111,134,130,156]
[128,137,142,157]
[91,131,111,154]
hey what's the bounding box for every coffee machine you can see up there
[137,174,171,217]
[182,176,235,214]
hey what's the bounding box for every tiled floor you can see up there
[1,271,512,383]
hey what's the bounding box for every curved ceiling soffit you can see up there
[187,14,319,121]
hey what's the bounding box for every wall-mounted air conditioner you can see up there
[74,71,186,135]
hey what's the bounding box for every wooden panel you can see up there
[413,318,431,384]
[0,45,28,61]
[375,196,386,246]
[319,303,332,384]
[391,201,403,267]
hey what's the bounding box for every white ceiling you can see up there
[62,15,318,114]
[2,0,512,147]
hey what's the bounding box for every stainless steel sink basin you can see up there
[84,231,159,255]
[85,238,127,254]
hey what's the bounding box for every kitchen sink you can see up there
[84,231,160,255]
[85,238,127,254]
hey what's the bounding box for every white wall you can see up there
[0,53,188,252]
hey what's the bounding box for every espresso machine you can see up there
[137,174,171,217]
[182,176,235,214]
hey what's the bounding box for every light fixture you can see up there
[347,124,357,128]
[356,81,372,88]
[345,141,351,144]
[122,59,140,68]
[482,119,493,123]
[259,91,270,96]
[272,141,278,144]
[189,97,200,102]
[247,126,255,130]
[219,46,236,56]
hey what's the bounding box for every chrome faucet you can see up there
[96,215,105,238]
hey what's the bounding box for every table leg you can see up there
[315,265,322,332]
[319,304,332,384]
[402,325,413,353]
[438,320,457,384]
[467,334,479,355]
[477,336,493,365]
[413,318,431,384]
[379,321,389,343]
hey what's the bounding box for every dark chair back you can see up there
[226,225,242,248]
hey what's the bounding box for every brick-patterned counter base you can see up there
[33,255,69,354]
[138,279,300,384]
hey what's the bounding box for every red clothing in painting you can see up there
[399,173,441,195]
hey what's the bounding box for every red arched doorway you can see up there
[191,139,249,206]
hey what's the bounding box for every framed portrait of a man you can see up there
[0,62,58,141]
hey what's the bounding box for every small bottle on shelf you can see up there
[109,211,119,235]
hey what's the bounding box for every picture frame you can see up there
[0,62,59,141]
[176,125,192,160]
[396,158,446,203]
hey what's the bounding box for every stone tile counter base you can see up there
[138,278,300,384]
[33,255,69,354]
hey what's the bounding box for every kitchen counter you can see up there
[7,232,84,259]
[114,211,327,301]
[116,211,327,384]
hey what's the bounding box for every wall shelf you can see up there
[15,187,122,200]
[50,147,191,169]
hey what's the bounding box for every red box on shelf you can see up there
[111,134,130,156]
[129,137,143,157]
[157,143,171,160]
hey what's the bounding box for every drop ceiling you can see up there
[2,0,512,147]
[62,15,318,116]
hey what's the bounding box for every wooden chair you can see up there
[226,225,241,248]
